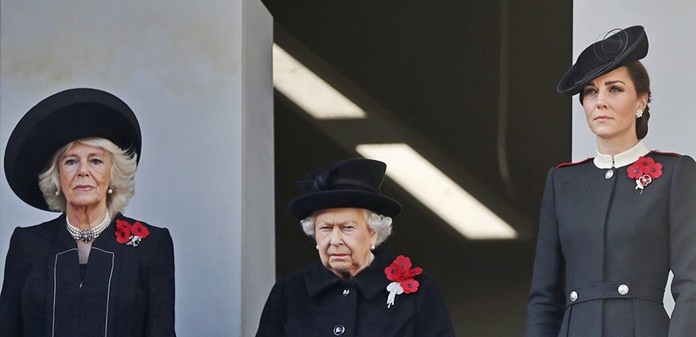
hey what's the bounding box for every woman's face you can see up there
[581,66,647,145]
[59,142,112,211]
[315,208,377,279]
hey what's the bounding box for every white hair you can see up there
[38,137,138,215]
[300,208,393,246]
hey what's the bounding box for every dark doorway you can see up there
[267,1,573,335]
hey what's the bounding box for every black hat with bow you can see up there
[557,25,648,95]
[4,88,141,211]
[288,158,403,220]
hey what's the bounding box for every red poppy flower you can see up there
[628,156,663,194]
[400,279,420,293]
[384,255,424,308]
[394,255,412,270]
[406,267,423,278]
[385,255,423,281]
[645,162,662,179]
[636,156,654,168]
[385,265,403,281]
[627,163,644,179]
[131,222,150,238]
[385,255,413,281]
[115,227,131,244]
[116,219,132,232]
[114,219,149,246]
[634,156,663,178]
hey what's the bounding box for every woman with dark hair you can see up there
[524,25,696,337]
[255,158,455,337]
[0,88,176,336]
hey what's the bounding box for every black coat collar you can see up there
[305,248,394,300]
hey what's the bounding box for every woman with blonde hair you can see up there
[0,88,176,336]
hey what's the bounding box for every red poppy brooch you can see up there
[627,156,663,194]
[115,219,150,247]
[384,255,423,308]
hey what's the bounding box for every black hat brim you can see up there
[4,88,141,211]
[557,25,648,95]
[288,189,403,220]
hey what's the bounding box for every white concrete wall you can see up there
[0,1,275,336]
[572,1,696,315]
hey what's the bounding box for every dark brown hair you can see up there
[626,61,651,139]
[579,61,652,139]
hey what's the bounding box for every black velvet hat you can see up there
[557,25,648,95]
[288,158,403,220]
[4,88,142,211]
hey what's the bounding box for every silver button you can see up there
[333,325,345,336]
[342,289,350,297]
[605,169,614,179]
[569,291,578,302]
[618,284,629,295]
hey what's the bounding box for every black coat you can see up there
[525,151,696,337]
[0,213,176,337]
[255,248,456,337]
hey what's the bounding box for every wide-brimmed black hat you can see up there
[4,88,142,211]
[557,25,648,95]
[288,158,403,220]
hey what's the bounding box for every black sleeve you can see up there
[255,281,287,337]
[144,228,177,337]
[0,228,28,336]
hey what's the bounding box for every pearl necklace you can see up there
[66,211,111,243]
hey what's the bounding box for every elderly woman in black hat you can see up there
[0,88,176,336]
[255,158,455,337]
[524,26,696,337]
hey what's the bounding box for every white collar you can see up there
[594,141,650,169]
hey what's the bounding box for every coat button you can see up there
[342,289,350,297]
[605,169,614,179]
[333,325,345,336]
[618,284,630,295]
[569,291,578,302]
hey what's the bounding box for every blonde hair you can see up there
[38,137,138,215]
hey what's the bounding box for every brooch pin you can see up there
[627,156,662,194]
[115,219,150,247]
[384,255,423,308]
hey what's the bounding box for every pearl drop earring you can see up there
[636,109,644,118]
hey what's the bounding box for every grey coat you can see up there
[525,152,696,337]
